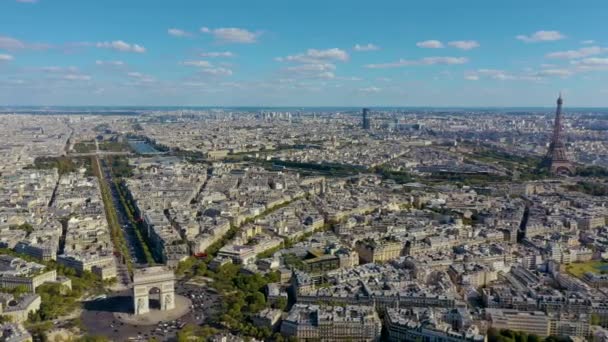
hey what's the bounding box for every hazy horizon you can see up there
[2,104,608,112]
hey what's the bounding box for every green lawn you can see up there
[73,141,96,153]
[565,261,608,278]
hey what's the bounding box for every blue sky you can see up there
[1,0,608,107]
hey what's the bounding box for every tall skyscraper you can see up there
[542,94,575,175]
[362,108,371,130]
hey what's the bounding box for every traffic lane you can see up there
[102,165,148,265]
[174,283,223,324]
[81,282,222,340]
[81,309,174,341]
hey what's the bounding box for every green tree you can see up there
[176,324,195,342]
[12,223,34,235]
[26,321,53,341]
[246,292,266,313]
[32,283,79,321]
[176,257,197,276]
[195,262,208,276]
[9,284,29,298]
[273,296,288,311]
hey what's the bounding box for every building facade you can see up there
[281,304,382,341]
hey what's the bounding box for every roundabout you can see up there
[114,294,192,326]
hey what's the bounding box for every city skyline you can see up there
[3,1,608,341]
[1,0,608,107]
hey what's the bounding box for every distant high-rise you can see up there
[542,94,575,175]
[362,108,371,130]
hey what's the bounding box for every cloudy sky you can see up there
[1,0,607,107]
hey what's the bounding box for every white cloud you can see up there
[95,40,146,53]
[0,35,50,51]
[0,54,14,61]
[200,67,233,76]
[546,46,606,59]
[126,72,155,83]
[182,60,213,68]
[200,27,261,43]
[422,57,468,65]
[466,67,572,81]
[182,81,208,88]
[568,59,608,74]
[316,72,335,79]
[40,66,79,73]
[277,48,349,63]
[63,74,92,81]
[168,28,193,38]
[581,40,595,45]
[337,76,363,81]
[465,69,511,81]
[281,63,339,80]
[16,0,38,3]
[448,40,480,50]
[0,79,26,86]
[359,87,381,93]
[478,69,521,80]
[306,48,349,61]
[416,40,444,48]
[122,80,157,88]
[533,69,572,77]
[220,81,247,89]
[571,58,608,66]
[0,36,24,50]
[199,51,235,58]
[285,63,336,73]
[353,43,379,51]
[516,30,565,43]
[365,56,468,69]
[95,60,124,66]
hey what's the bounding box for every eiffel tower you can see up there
[542,94,575,175]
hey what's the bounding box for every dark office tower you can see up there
[362,108,371,130]
[542,94,575,175]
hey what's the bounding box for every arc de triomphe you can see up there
[132,266,176,315]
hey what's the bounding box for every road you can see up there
[80,284,222,341]
[101,158,148,266]
[94,157,132,288]
[97,158,148,287]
